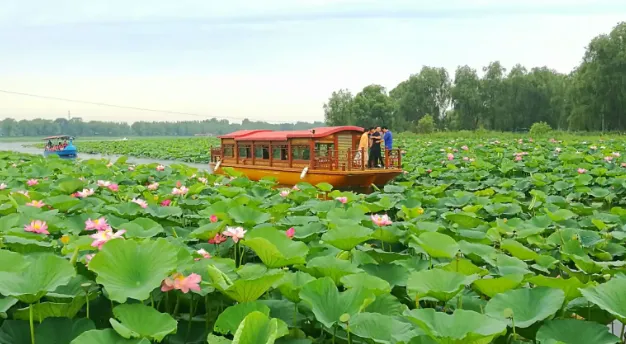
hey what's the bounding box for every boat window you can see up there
[223,145,234,158]
[291,145,310,160]
[238,145,252,158]
[272,145,288,160]
[254,145,270,159]
[315,143,335,157]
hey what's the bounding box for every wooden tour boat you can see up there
[209,126,403,188]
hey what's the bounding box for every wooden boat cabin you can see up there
[209,126,403,188]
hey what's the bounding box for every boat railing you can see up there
[210,147,222,163]
[312,148,402,171]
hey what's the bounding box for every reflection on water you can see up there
[0,142,212,172]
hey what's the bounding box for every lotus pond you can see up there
[1,136,626,344]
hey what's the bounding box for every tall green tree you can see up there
[352,85,394,128]
[451,66,483,130]
[323,89,355,126]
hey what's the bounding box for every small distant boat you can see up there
[209,126,403,188]
[43,135,77,158]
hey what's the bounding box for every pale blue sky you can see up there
[1,0,624,123]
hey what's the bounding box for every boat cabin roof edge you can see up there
[218,126,363,142]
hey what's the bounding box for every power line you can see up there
[0,89,288,124]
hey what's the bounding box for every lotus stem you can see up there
[234,242,239,266]
[293,302,298,327]
[187,293,195,342]
[205,295,211,332]
[620,322,625,342]
[29,303,35,344]
[173,294,180,317]
[69,247,79,266]
[86,292,90,319]
[332,326,337,344]
[346,323,353,344]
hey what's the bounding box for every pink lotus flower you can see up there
[446,153,454,161]
[26,200,45,208]
[577,168,587,174]
[426,169,432,174]
[148,182,159,191]
[371,214,393,226]
[515,155,523,162]
[27,179,38,186]
[335,196,348,204]
[590,145,597,150]
[461,145,468,151]
[280,190,290,197]
[84,254,95,266]
[469,158,475,162]
[85,217,110,231]
[97,180,111,187]
[292,185,300,191]
[208,233,227,244]
[198,177,208,184]
[0,183,6,190]
[156,165,165,171]
[605,156,614,162]
[128,166,135,171]
[17,190,29,198]
[209,215,218,223]
[622,162,626,168]
[24,220,49,235]
[453,149,458,153]
[90,228,126,250]
[11,163,17,168]
[286,227,295,239]
[160,199,171,207]
[171,186,188,196]
[176,181,182,188]
[195,249,211,261]
[612,152,621,157]
[223,227,246,243]
[108,184,119,192]
[517,139,523,144]
[76,189,94,198]
[161,273,201,293]
[106,162,113,168]
[132,198,148,208]
[555,147,561,153]
[462,157,469,161]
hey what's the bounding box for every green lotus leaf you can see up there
[441,258,489,276]
[579,277,626,322]
[415,232,459,258]
[34,317,95,344]
[407,269,478,302]
[0,320,30,344]
[214,302,271,335]
[88,238,179,303]
[0,250,28,272]
[403,308,507,343]
[340,273,391,296]
[528,275,588,302]
[0,254,76,303]
[118,217,165,238]
[241,227,309,268]
[228,205,271,227]
[361,263,409,287]
[110,304,177,342]
[276,271,316,303]
[485,287,566,328]
[501,239,539,261]
[303,256,362,285]
[536,319,620,344]
[70,329,151,344]
[445,213,485,228]
[496,254,532,276]
[363,294,409,316]
[44,195,81,212]
[0,298,17,319]
[12,297,86,322]
[321,226,373,251]
[231,311,285,344]
[299,277,375,329]
[207,334,232,344]
[207,265,284,303]
[326,207,365,225]
[472,274,524,298]
[347,313,424,344]
[145,205,183,218]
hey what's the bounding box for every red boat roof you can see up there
[218,130,272,139]
[231,126,364,141]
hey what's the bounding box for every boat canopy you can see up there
[42,135,73,140]
[219,126,364,141]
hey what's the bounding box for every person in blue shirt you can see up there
[382,127,393,167]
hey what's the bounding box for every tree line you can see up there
[0,117,323,137]
[324,22,626,133]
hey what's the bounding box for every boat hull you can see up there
[211,164,402,188]
[44,149,77,158]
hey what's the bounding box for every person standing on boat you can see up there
[357,128,370,167]
[369,127,383,168]
[382,126,392,167]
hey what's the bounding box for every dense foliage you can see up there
[324,22,626,133]
[0,118,323,138]
[1,133,626,343]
